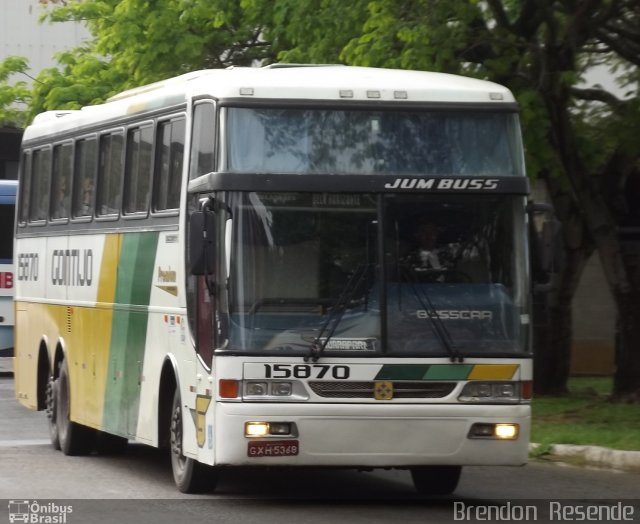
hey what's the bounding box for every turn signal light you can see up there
[219,379,240,398]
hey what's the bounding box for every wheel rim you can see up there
[45,377,56,424]
[57,369,70,443]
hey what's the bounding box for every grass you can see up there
[530,376,640,452]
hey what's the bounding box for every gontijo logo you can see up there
[8,500,73,523]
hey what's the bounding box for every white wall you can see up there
[0,0,89,82]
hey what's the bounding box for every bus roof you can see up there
[23,65,517,141]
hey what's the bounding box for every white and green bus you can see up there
[15,65,542,494]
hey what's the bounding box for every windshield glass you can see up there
[228,192,381,353]
[384,195,529,356]
[225,192,529,357]
[225,107,524,177]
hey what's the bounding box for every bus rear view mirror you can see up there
[189,210,216,276]
[528,202,561,293]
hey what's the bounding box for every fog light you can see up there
[245,422,269,437]
[269,422,292,435]
[468,423,494,438]
[495,423,519,439]
[468,423,519,440]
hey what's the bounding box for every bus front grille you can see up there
[308,381,456,399]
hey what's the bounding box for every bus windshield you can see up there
[225,107,524,177]
[225,192,530,357]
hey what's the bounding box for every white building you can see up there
[1,0,89,79]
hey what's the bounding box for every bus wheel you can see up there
[169,390,216,493]
[410,466,462,496]
[56,358,95,455]
[45,374,61,450]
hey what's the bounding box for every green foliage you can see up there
[0,57,32,127]
[267,0,369,65]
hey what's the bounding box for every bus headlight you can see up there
[458,381,521,403]
[245,382,268,396]
[243,381,294,398]
[271,382,292,396]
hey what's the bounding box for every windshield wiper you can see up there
[399,265,464,363]
[305,264,371,363]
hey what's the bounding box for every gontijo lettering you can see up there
[51,249,93,286]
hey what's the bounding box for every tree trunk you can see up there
[532,173,592,395]
[544,89,640,401]
[533,230,589,395]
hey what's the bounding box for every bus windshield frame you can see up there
[221,191,531,359]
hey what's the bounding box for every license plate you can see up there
[247,440,299,457]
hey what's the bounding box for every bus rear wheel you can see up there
[410,466,462,496]
[169,389,217,493]
[56,358,95,455]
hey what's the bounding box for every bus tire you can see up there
[170,389,217,493]
[56,358,95,456]
[46,374,61,450]
[410,465,462,496]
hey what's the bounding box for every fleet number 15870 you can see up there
[263,364,350,379]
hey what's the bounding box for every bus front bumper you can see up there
[213,402,530,467]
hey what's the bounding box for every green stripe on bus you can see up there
[375,365,431,380]
[103,232,159,437]
[375,364,474,381]
[423,364,474,380]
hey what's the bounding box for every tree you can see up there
[336,0,640,398]
[22,0,277,118]
[0,57,32,127]
[260,0,640,397]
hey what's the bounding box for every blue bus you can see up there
[0,179,17,369]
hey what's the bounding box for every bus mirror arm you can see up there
[189,204,216,277]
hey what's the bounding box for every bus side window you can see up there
[124,124,153,215]
[97,131,124,217]
[154,117,185,211]
[189,102,216,180]
[29,148,52,222]
[72,137,98,218]
[18,151,32,224]
[50,143,72,220]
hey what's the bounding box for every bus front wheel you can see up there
[169,389,217,493]
[410,465,462,496]
[56,358,95,455]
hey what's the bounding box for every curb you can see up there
[530,443,640,473]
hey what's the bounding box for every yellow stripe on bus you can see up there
[72,234,122,428]
[468,364,519,380]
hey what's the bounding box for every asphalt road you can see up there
[1,376,638,524]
